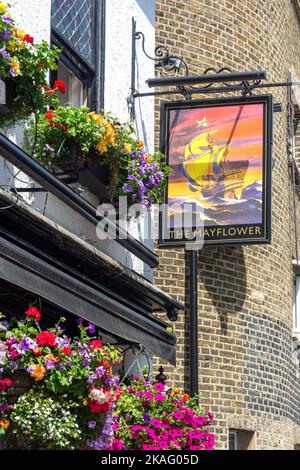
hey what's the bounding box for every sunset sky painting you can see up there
[167,102,265,228]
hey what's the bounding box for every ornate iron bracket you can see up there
[129,20,292,115]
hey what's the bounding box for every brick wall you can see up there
[154,0,300,449]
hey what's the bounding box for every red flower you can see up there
[61,346,72,355]
[25,307,41,322]
[36,331,57,348]
[90,340,103,350]
[43,86,55,96]
[89,400,109,414]
[45,110,54,120]
[54,80,67,94]
[8,349,19,360]
[0,378,12,392]
[24,34,34,44]
[49,121,58,128]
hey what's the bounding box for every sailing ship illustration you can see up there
[182,106,249,200]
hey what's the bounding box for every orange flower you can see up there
[34,348,42,356]
[31,365,46,381]
[0,419,10,430]
[44,354,60,363]
[144,153,153,163]
[172,388,181,395]
[106,124,116,145]
[183,393,189,402]
[138,141,144,149]
[96,140,108,154]
[89,112,105,125]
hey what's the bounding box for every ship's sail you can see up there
[183,128,248,199]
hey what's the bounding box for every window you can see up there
[294,276,300,333]
[229,431,238,450]
[50,0,105,110]
[229,429,256,450]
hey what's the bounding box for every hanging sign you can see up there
[159,95,273,247]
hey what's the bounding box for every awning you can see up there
[0,236,176,364]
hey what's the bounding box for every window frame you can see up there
[229,431,238,450]
[50,0,106,111]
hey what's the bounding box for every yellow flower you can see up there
[11,56,20,76]
[8,40,17,52]
[0,2,7,14]
[31,364,46,381]
[16,29,26,41]
[83,400,88,406]
[123,143,131,154]
[0,419,10,430]
[96,140,108,154]
[138,140,144,149]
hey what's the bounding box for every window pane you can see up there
[51,0,95,66]
[56,61,86,108]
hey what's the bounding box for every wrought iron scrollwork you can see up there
[134,31,189,76]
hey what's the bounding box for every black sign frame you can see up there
[158,94,273,247]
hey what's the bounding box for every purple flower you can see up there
[3,28,10,40]
[95,366,105,379]
[10,68,16,77]
[130,152,137,158]
[143,413,151,422]
[88,373,97,384]
[156,172,163,182]
[88,322,96,335]
[0,45,10,60]
[122,183,133,193]
[105,375,119,387]
[27,365,35,374]
[138,181,146,195]
[1,15,13,24]
[128,174,135,181]
[9,361,18,370]
[45,359,55,370]
[76,317,84,324]
[88,421,97,429]
[17,337,37,355]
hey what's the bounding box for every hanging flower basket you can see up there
[0,78,17,114]
[26,106,170,209]
[53,139,111,201]
[6,369,32,404]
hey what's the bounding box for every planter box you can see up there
[0,78,17,114]
[54,140,111,202]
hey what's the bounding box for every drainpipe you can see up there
[189,250,199,396]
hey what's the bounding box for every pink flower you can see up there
[154,393,166,402]
[132,425,143,432]
[153,382,165,391]
[161,419,170,428]
[150,418,162,429]
[173,411,184,420]
[146,428,157,439]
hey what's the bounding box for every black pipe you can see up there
[0,134,159,268]
[147,70,267,88]
[189,249,199,397]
